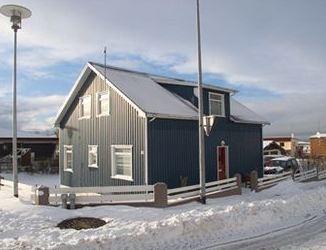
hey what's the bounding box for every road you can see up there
[200,214,326,250]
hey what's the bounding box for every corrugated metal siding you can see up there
[59,73,146,187]
[148,85,263,188]
[148,118,263,188]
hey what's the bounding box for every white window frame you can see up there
[96,90,110,117]
[79,95,91,119]
[63,145,73,172]
[111,145,133,181]
[88,145,98,168]
[209,92,225,117]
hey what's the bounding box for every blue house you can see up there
[54,62,269,188]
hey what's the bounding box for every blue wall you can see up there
[148,84,263,188]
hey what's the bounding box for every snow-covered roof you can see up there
[310,132,326,139]
[0,128,57,139]
[230,98,270,125]
[54,62,269,126]
[91,63,198,119]
[263,140,274,148]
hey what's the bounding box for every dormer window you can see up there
[79,95,91,119]
[209,92,225,117]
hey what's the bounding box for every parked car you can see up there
[263,154,284,167]
[264,156,299,175]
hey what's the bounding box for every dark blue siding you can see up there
[148,117,263,188]
[149,82,262,188]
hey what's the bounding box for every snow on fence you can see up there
[167,176,241,204]
[256,171,292,191]
[34,185,155,206]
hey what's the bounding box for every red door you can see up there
[218,147,227,180]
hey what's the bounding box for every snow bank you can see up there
[1,178,326,249]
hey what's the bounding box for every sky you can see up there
[0,0,325,139]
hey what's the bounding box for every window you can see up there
[209,92,225,117]
[111,145,133,181]
[280,142,285,147]
[79,95,91,119]
[96,91,110,116]
[64,145,73,172]
[88,145,98,168]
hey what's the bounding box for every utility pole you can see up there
[196,0,206,204]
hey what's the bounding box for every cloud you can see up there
[0,94,65,131]
[0,0,325,137]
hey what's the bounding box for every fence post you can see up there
[250,170,258,192]
[154,183,168,208]
[69,193,76,209]
[35,185,49,205]
[0,175,3,190]
[61,194,68,209]
[234,173,242,195]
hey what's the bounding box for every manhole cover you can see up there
[57,217,107,230]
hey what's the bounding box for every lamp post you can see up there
[196,0,206,204]
[0,4,32,197]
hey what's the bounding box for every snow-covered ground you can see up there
[1,174,326,249]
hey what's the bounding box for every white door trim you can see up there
[217,146,229,180]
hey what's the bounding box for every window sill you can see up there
[78,116,91,120]
[96,113,110,118]
[111,175,133,182]
[88,165,98,169]
[64,168,73,173]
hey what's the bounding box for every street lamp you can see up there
[196,0,206,204]
[0,4,32,197]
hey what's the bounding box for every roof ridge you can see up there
[88,61,236,93]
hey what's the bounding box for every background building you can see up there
[310,132,326,157]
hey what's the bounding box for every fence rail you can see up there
[167,176,240,203]
[257,171,292,190]
[294,168,317,182]
[33,184,155,205]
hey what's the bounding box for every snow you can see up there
[230,98,270,125]
[1,174,326,249]
[91,62,198,119]
[310,132,326,139]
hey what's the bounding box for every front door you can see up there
[217,146,228,180]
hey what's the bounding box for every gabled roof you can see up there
[91,63,198,119]
[230,98,270,125]
[54,62,269,127]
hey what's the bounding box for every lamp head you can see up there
[0,4,31,30]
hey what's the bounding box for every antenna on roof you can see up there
[104,46,107,80]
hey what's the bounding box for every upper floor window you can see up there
[79,95,91,119]
[64,145,73,172]
[209,92,225,117]
[88,145,98,168]
[96,91,110,116]
[111,145,133,181]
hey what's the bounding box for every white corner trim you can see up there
[88,63,147,118]
[54,65,92,127]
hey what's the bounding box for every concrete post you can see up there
[250,170,258,192]
[68,193,76,209]
[234,173,242,195]
[35,186,49,205]
[154,183,168,208]
[61,194,68,209]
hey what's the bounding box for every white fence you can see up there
[257,171,292,191]
[167,177,239,203]
[33,185,154,205]
[294,168,317,182]
[318,169,326,180]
